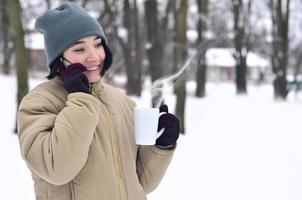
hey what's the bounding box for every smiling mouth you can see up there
[85,64,103,71]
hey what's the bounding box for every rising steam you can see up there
[151,41,207,108]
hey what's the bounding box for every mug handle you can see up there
[156,112,166,139]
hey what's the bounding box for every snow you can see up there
[1,74,302,199]
[117,27,129,43]
[25,32,44,50]
[206,48,236,68]
[187,29,198,43]
[206,48,270,69]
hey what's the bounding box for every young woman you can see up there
[17,2,180,200]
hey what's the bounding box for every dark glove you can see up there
[59,63,90,94]
[156,104,180,149]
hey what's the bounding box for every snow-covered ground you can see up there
[1,74,302,200]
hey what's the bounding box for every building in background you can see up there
[206,48,271,83]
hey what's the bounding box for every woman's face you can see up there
[63,36,105,83]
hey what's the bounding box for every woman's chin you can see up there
[88,76,101,83]
[84,70,101,83]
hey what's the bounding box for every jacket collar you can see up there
[52,75,117,114]
[52,75,105,95]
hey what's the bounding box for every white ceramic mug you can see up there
[134,107,165,145]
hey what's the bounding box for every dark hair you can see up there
[46,42,113,79]
[46,57,62,79]
[101,42,113,76]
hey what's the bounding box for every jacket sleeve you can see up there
[136,145,174,194]
[18,92,101,185]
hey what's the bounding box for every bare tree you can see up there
[82,0,89,8]
[160,0,176,44]
[292,45,302,91]
[269,0,290,99]
[175,0,188,134]
[195,0,209,97]
[144,0,163,83]
[0,0,13,75]
[121,0,142,96]
[133,0,143,94]
[7,0,29,133]
[144,0,164,106]
[144,0,179,106]
[44,0,51,9]
[232,0,252,94]
[208,1,233,47]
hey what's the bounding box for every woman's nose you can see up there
[86,48,99,62]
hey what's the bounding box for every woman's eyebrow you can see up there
[71,37,101,47]
[71,41,85,47]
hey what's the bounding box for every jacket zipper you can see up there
[70,180,75,200]
[104,106,127,200]
[90,84,97,97]
[91,84,127,200]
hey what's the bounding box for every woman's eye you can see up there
[95,42,103,48]
[74,48,84,52]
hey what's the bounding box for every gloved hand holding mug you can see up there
[155,104,180,150]
[59,63,90,94]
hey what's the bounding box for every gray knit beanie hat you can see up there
[35,2,107,66]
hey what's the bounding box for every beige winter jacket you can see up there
[17,76,174,200]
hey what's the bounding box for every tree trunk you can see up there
[7,0,29,133]
[132,0,142,96]
[235,55,247,93]
[293,46,302,94]
[120,0,142,96]
[195,0,208,97]
[270,0,290,99]
[172,0,177,86]
[175,0,188,134]
[123,0,136,95]
[144,0,163,82]
[144,0,164,106]
[44,0,51,9]
[233,0,247,94]
[0,0,12,75]
[82,0,89,8]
